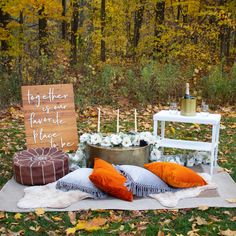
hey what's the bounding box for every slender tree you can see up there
[154,0,165,52]
[62,0,67,40]
[133,0,145,52]
[38,5,48,56]
[100,0,106,62]
[71,0,79,65]
[0,7,10,54]
[0,6,11,70]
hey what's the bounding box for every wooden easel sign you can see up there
[21,84,78,151]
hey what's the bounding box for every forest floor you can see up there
[0,105,235,236]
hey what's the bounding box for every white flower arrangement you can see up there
[69,132,211,169]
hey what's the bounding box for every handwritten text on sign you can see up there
[22,84,78,151]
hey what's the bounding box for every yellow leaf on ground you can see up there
[119,225,125,231]
[52,216,62,221]
[76,217,107,232]
[195,216,208,225]
[35,208,45,216]
[193,123,201,130]
[76,220,87,230]
[0,212,4,219]
[170,127,175,136]
[14,213,22,220]
[65,227,76,235]
[225,198,236,203]
[198,205,209,211]
[220,229,236,236]
[29,226,40,231]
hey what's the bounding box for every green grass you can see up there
[0,111,236,235]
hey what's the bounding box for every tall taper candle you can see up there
[117,109,119,133]
[134,109,137,132]
[97,108,101,133]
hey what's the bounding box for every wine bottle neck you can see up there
[185,83,190,95]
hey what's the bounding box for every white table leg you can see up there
[214,122,220,167]
[161,121,165,154]
[153,120,158,137]
[161,121,165,139]
[210,124,217,175]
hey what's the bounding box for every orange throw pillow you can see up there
[89,158,133,201]
[144,162,207,188]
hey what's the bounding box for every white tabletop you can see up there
[153,110,221,125]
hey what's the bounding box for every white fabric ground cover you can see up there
[17,173,215,209]
[1,167,236,212]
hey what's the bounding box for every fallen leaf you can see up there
[68,212,76,225]
[170,127,175,136]
[76,217,108,232]
[65,227,76,235]
[195,216,208,225]
[220,124,226,130]
[193,123,201,130]
[35,208,45,216]
[157,231,165,236]
[52,216,62,221]
[14,213,22,220]
[220,229,236,236]
[225,198,236,203]
[0,212,4,219]
[208,215,221,222]
[29,226,40,232]
[119,225,125,231]
[231,216,236,222]
[198,205,209,211]
[223,211,231,215]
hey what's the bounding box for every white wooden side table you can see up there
[153,110,221,175]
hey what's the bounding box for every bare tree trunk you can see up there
[100,0,106,62]
[133,0,145,57]
[18,10,24,84]
[38,5,48,56]
[61,0,67,40]
[218,0,231,63]
[70,0,79,65]
[154,0,165,53]
[125,6,131,57]
[177,0,181,21]
[0,7,10,59]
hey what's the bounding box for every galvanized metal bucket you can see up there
[85,144,150,167]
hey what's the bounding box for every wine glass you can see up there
[201,102,209,116]
[169,102,178,115]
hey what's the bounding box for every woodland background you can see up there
[0,0,236,108]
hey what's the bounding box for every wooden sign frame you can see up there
[21,84,78,151]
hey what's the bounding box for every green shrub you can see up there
[202,62,236,105]
[0,70,21,108]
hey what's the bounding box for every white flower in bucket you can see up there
[101,136,112,147]
[186,157,195,167]
[90,133,102,145]
[150,148,162,162]
[132,134,140,146]
[110,134,122,146]
[80,133,91,143]
[139,131,152,143]
[122,136,132,147]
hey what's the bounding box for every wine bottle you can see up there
[184,83,191,99]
